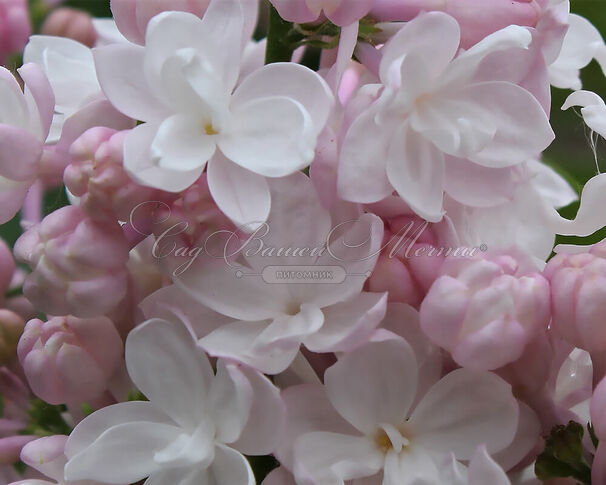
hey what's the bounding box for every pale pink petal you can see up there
[278,384,357,470]
[0,126,42,181]
[233,365,285,455]
[219,96,314,177]
[386,127,445,223]
[209,444,255,485]
[207,154,270,230]
[65,421,182,483]
[294,432,383,485]
[124,123,204,192]
[468,446,511,485]
[324,338,418,434]
[65,401,173,458]
[93,43,169,122]
[338,102,394,204]
[125,319,214,428]
[232,62,333,134]
[304,292,388,353]
[410,369,518,459]
[199,320,300,375]
[209,361,252,445]
[379,12,460,87]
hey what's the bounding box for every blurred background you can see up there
[2,0,606,247]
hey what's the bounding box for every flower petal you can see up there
[125,319,214,429]
[233,365,285,455]
[65,421,183,484]
[152,114,217,171]
[65,401,175,459]
[294,432,383,485]
[410,369,518,459]
[386,126,445,223]
[304,292,388,353]
[232,62,333,135]
[124,123,204,192]
[220,96,315,177]
[207,154,271,230]
[324,338,418,434]
[93,43,169,122]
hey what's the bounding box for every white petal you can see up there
[338,99,394,203]
[324,338,418,434]
[175,261,286,321]
[468,446,511,485]
[310,213,384,308]
[25,36,100,114]
[383,447,440,485]
[278,384,357,470]
[65,421,183,484]
[379,12,460,87]
[65,401,174,458]
[208,444,255,485]
[304,292,388,353]
[152,113,217,171]
[527,159,578,209]
[93,43,169,122]
[220,96,315,177]
[210,361,253,445]
[124,123,205,192]
[386,126,445,223]
[294,432,383,485]
[233,62,333,134]
[410,369,518,459]
[493,402,541,471]
[207,154,271,230]
[199,320,300,375]
[125,319,214,428]
[463,82,554,167]
[444,157,517,208]
[233,365,285,455]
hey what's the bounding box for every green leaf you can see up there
[535,421,592,484]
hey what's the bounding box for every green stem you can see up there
[265,4,295,64]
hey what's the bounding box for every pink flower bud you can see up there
[270,0,374,26]
[0,368,31,424]
[20,435,68,482]
[110,0,212,44]
[367,213,446,307]
[0,239,16,301]
[14,206,130,318]
[544,242,606,354]
[17,316,123,404]
[0,435,36,466]
[40,7,97,47]
[420,250,550,370]
[0,0,31,65]
[65,127,157,222]
[0,310,25,365]
[370,0,542,48]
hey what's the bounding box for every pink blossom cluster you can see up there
[2,0,606,484]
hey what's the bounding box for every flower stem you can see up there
[265,4,295,64]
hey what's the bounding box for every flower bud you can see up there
[0,239,16,303]
[0,310,25,365]
[420,250,550,370]
[65,127,157,222]
[17,316,123,404]
[110,0,211,44]
[0,0,31,65]
[370,0,543,48]
[40,7,97,47]
[0,435,36,466]
[544,242,606,353]
[14,206,130,318]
